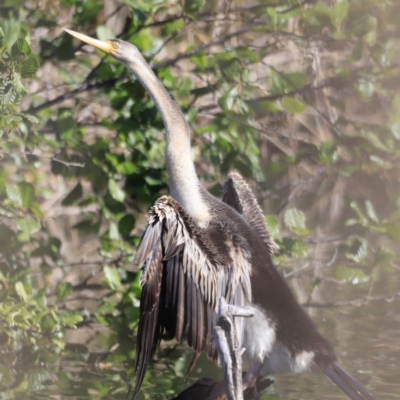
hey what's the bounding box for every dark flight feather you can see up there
[222,172,276,255]
[131,196,252,399]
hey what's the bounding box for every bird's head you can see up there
[63,29,142,67]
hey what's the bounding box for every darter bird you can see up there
[64,29,379,400]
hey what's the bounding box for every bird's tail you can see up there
[321,362,378,400]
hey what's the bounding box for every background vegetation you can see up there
[0,0,399,398]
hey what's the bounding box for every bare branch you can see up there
[0,150,85,168]
[213,298,255,400]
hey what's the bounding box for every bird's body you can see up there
[64,29,378,400]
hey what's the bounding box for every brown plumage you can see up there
[132,194,254,398]
[64,29,379,400]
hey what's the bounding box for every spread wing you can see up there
[131,196,252,399]
[222,172,277,255]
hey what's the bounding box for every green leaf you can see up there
[346,239,368,263]
[59,312,83,328]
[57,282,73,302]
[218,88,238,111]
[56,110,75,139]
[373,246,395,267]
[109,221,120,240]
[267,7,281,26]
[334,0,349,24]
[334,266,369,284]
[184,0,205,17]
[12,72,27,94]
[15,282,29,301]
[331,31,348,41]
[290,239,309,258]
[52,338,66,349]
[284,208,309,235]
[161,19,185,36]
[351,15,377,37]
[116,162,136,175]
[6,184,22,207]
[285,73,307,90]
[16,218,41,235]
[20,55,39,78]
[96,25,114,41]
[365,200,379,223]
[282,97,306,113]
[380,223,400,241]
[0,19,21,49]
[265,214,281,240]
[97,300,119,314]
[103,266,122,290]
[190,51,208,68]
[18,182,35,208]
[349,201,367,225]
[0,27,4,48]
[118,214,135,238]
[108,178,126,202]
[11,39,31,57]
[32,309,49,325]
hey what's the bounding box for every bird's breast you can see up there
[243,304,316,376]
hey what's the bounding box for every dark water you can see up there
[4,264,400,400]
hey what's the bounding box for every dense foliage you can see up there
[0,0,399,397]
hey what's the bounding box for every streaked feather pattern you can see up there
[131,196,252,399]
[223,172,277,255]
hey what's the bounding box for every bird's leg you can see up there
[242,359,264,398]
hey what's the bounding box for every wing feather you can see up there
[223,172,277,255]
[131,196,252,399]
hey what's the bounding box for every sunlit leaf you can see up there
[365,200,379,223]
[346,239,368,263]
[0,27,4,48]
[6,184,22,207]
[57,110,75,139]
[334,0,349,24]
[218,88,238,111]
[18,182,35,208]
[380,223,400,241]
[184,0,205,17]
[265,214,281,241]
[334,266,369,284]
[16,218,40,235]
[59,312,83,328]
[284,208,309,235]
[11,39,31,57]
[20,55,39,78]
[15,282,29,301]
[108,179,126,202]
[282,97,306,113]
[373,246,395,267]
[351,14,377,37]
[57,282,73,302]
[0,18,20,48]
[103,266,122,290]
[96,25,114,41]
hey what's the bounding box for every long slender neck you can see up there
[125,55,211,223]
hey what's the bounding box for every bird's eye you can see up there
[112,42,119,50]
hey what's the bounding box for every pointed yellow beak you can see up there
[63,28,113,53]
